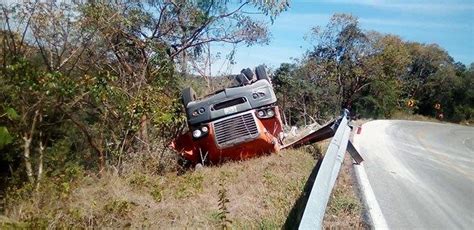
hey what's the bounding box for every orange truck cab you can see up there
[172,66,284,165]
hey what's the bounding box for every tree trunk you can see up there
[282,97,288,126]
[139,114,150,152]
[288,110,291,127]
[97,133,105,174]
[36,139,44,191]
[282,108,288,126]
[22,136,35,184]
[23,110,39,184]
[303,98,307,126]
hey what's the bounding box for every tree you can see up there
[0,0,289,186]
[276,13,471,122]
[354,33,410,118]
[307,14,372,108]
[273,63,297,126]
[402,42,457,118]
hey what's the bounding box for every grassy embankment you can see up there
[1,142,366,229]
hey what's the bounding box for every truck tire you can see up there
[241,68,255,82]
[235,73,250,86]
[181,87,196,107]
[255,65,270,82]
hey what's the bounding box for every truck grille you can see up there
[213,113,259,147]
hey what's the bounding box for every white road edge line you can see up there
[353,126,389,229]
[354,162,389,229]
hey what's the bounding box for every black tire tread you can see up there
[241,68,255,82]
[235,73,250,86]
[181,87,196,107]
[255,65,270,82]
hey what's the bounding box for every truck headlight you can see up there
[256,108,275,119]
[266,109,275,117]
[192,129,202,138]
[192,125,209,139]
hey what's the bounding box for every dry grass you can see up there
[2,149,316,229]
[355,111,473,127]
[323,153,367,229]
[2,136,368,229]
[298,140,367,229]
[391,111,474,126]
[390,110,441,123]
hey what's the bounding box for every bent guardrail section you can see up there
[298,111,359,229]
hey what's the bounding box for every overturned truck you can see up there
[171,66,355,166]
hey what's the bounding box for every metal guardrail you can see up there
[298,110,362,229]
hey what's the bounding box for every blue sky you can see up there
[211,0,474,75]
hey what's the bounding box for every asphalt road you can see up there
[353,120,474,229]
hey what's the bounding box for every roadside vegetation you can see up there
[273,14,473,126]
[0,1,471,229]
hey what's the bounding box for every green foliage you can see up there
[174,173,204,199]
[1,0,289,194]
[275,13,472,123]
[104,200,134,217]
[4,108,19,120]
[327,190,361,216]
[0,126,13,149]
[150,187,163,202]
[356,78,400,118]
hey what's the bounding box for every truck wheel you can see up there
[255,65,270,82]
[181,87,196,107]
[241,68,255,82]
[235,73,250,86]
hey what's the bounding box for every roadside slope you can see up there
[4,150,314,228]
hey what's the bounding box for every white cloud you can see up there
[321,0,474,14]
[360,18,470,30]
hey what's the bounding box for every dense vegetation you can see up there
[0,1,472,228]
[273,14,473,126]
[0,0,288,206]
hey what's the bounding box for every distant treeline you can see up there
[273,14,473,126]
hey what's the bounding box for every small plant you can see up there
[128,173,148,188]
[258,218,279,229]
[328,190,361,215]
[150,187,162,202]
[104,200,133,217]
[175,173,204,199]
[304,143,323,159]
[217,184,232,229]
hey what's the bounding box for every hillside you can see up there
[1,147,364,229]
